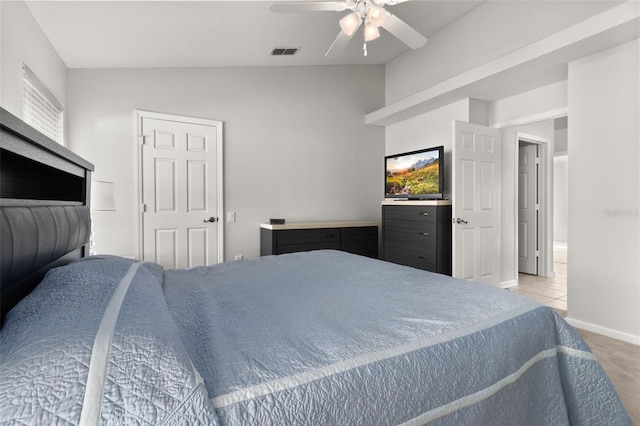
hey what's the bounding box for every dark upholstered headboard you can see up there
[1,108,94,323]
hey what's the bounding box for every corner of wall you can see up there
[468,98,490,126]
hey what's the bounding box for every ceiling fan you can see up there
[270,0,428,57]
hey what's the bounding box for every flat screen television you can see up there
[385,146,444,200]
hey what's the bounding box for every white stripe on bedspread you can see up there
[400,345,597,425]
[211,299,542,409]
[79,261,144,426]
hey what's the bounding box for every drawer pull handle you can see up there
[420,212,429,216]
[418,232,429,236]
[418,256,425,260]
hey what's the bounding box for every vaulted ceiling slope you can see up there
[25,0,482,67]
[25,1,626,69]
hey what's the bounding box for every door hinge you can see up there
[142,203,148,213]
[139,135,148,145]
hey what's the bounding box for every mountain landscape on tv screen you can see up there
[386,158,439,195]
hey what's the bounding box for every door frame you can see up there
[135,110,224,263]
[515,132,552,279]
[494,108,565,287]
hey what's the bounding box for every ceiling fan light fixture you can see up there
[366,5,386,27]
[364,22,380,42]
[339,11,361,36]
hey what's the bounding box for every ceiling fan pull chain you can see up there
[363,41,368,56]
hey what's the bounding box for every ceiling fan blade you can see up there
[381,12,427,49]
[270,2,347,13]
[325,25,359,58]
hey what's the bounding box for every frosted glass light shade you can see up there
[339,12,361,36]
[364,23,380,41]
[366,6,386,27]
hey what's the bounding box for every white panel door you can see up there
[518,143,538,274]
[141,114,223,269]
[452,121,501,286]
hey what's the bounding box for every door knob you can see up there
[455,218,468,225]
[204,217,217,223]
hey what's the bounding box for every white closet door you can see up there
[140,113,223,269]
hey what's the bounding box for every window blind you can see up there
[22,64,65,145]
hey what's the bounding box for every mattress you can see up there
[0,251,632,425]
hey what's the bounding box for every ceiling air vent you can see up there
[271,48,298,56]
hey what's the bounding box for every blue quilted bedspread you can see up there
[0,256,218,425]
[0,251,632,425]
[163,250,632,425]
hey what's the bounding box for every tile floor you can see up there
[511,244,567,313]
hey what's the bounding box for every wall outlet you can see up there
[227,212,236,223]
[234,255,243,261]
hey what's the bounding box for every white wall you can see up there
[490,81,568,128]
[0,1,67,125]
[67,66,385,260]
[554,124,569,244]
[553,156,569,243]
[566,39,640,342]
[554,126,568,154]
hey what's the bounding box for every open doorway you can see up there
[513,117,568,314]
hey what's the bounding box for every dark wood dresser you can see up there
[260,221,378,259]
[382,201,452,275]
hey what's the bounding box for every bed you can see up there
[0,108,633,425]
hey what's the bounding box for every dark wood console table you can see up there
[260,221,378,259]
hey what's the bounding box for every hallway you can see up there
[511,244,567,313]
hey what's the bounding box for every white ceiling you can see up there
[25,0,483,68]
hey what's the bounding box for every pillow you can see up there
[0,255,219,425]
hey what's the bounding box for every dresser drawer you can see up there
[384,246,436,272]
[384,222,436,244]
[276,228,340,246]
[276,242,340,254]
[341,242,378,258]
[341,226,378,242]
[273,228,341,255]
[384,238,437,260]
[383,205,437,224]
[341,226,378,258]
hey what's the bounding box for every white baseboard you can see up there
[565,317,640,346]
